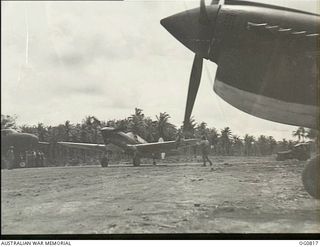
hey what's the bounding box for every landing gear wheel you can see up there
[19,161,26,168]
[302,155,320,199]
[297,151,310,161]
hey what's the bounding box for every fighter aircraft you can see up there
[161,0,319,198]
[58,127,197,166]
[1,129,49,168]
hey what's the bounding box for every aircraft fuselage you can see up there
[1,129,39,155]
[161,2,319,129]
[101,128,148,155]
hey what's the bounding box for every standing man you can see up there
[39,151,45,167]
[101,152,109,167]
[26,150,31,167]
[31,150,36,167]
[35,150,41,167]
[6,146,15,170]
[200,135,213,167]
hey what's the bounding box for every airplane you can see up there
[1,129,49,168]
[58,126,197,167]
[161,0,320,198]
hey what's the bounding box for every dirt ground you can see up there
[1,156,320,234]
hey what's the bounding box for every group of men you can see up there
[5,146,45,169]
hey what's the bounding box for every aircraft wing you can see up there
[128,138,198,154]
[58,142,106,152]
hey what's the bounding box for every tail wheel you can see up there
[302,155,320,199]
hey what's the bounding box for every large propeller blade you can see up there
[183,0,210,132]
[199,0,210,24]
[183,54,203,130]
[183,0,225,132]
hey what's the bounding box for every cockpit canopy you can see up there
[125,132,148,144]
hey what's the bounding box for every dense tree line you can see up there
[1,109,318,157]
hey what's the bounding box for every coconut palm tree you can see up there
[306,128,318,141]
[37,123,48,142]
[128,108,147,139]
[63,120,72,142]
[267,136,277,154]
[208,127,219,141]
[144,117,156,142]
[256,135,269,155]
[278,138,289,151]
[80,122,90,143]
[71,123,82,142]
[115,119,130,132]
[244,134,255,156]
[155,112,176,140]
[1,114,18,129]
[92,116,102,143]
[183,117,197,139]
[232,135,243,155]
[219,127,232,155]
[81,116,102,143]
[196,122,208,136]
[292,126,306,142]
[20,124,37,135]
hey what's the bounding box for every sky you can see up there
[2,0,319,141]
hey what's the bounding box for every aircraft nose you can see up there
[161,7,217,58]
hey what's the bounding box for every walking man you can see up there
[200,135,213,166]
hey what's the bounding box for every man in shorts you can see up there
[200,136,213,166]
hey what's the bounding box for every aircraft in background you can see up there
[1,129,49,168]
[161,0,319,198]
[58,127,197,167]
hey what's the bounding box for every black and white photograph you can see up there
[1,0,320,237]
